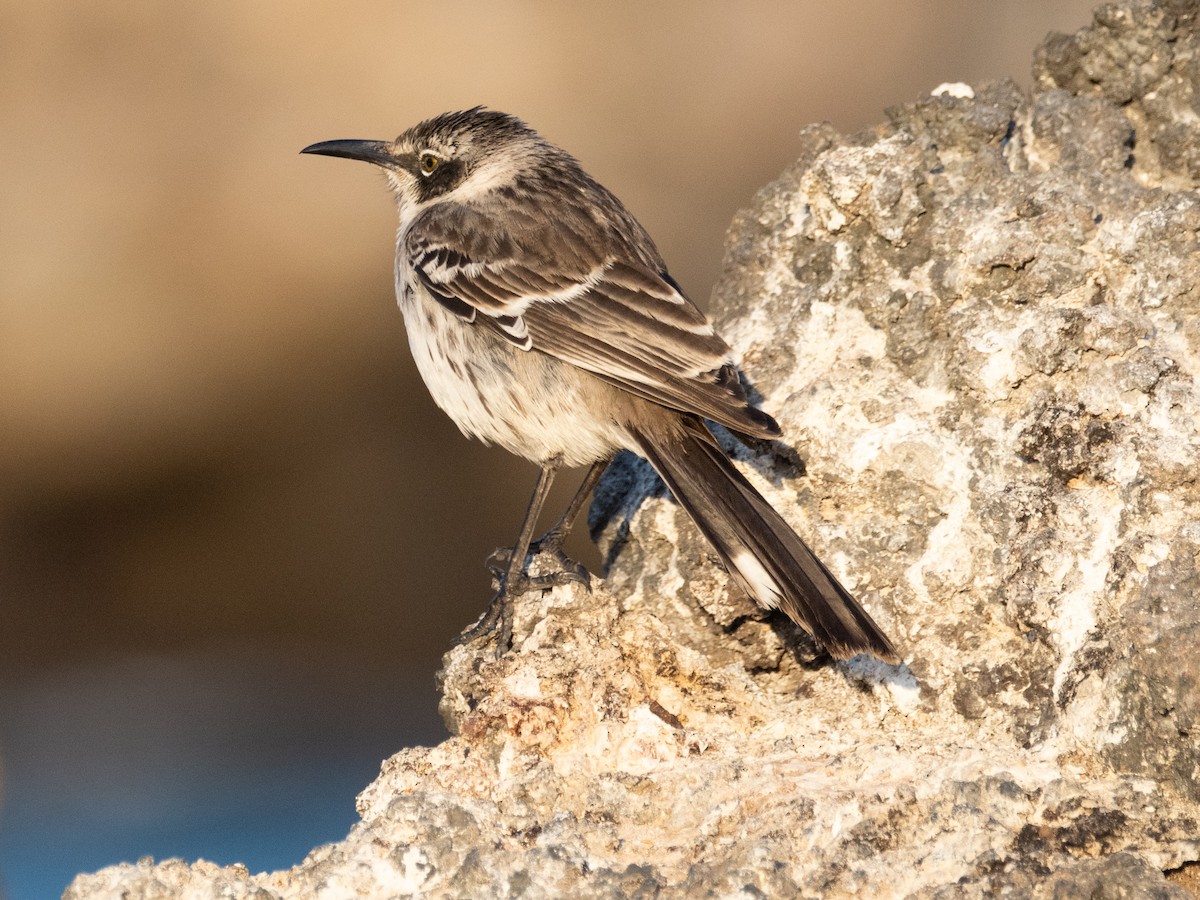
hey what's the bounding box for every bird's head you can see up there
[302,107,549,212]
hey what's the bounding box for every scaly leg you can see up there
[485,458,610,589]
[456,457,561,655]
[536,459,608,556]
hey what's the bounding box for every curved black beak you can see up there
[300,139,394,167]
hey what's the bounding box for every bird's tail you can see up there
[631,419,898,663]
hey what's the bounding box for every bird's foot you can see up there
[485,533,590,592]
[453,585,514,657]
[456,538,589,658]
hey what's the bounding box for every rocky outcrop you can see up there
[67,2,1200,896]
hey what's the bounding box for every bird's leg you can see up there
[486,458,609,589]
[528,458,608,582]
[534,458,608,554]
[457,458,561,655]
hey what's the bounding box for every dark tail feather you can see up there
[632,420,898,663]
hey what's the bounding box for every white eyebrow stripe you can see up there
[436,148,537,206]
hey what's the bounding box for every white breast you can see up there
[395,263,630,467]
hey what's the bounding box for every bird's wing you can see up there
[405,203,779,439]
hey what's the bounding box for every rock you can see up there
[67,1,1200,896]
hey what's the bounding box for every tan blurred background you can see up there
[0,1,1097,894]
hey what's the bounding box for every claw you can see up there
[529,546,590,590]
[458,542,591,656]
[487,541,590,591]
[454,580,520,657]
[485,548,511,580]
[452,590,505,647]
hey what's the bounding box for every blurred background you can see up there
[0,2,1098,896]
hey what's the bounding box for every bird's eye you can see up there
[419,153,440,175]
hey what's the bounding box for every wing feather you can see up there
[404,202,778,439]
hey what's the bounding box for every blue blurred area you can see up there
[3,762,359,899]
[0,646,448,899]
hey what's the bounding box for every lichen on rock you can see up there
[67,2,1200,897]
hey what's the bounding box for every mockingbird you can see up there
[302,107,897,663]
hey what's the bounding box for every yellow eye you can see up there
[419,153,440,175]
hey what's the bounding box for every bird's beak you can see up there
[300,139,395,167]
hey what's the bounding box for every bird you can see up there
[301,107,897,663]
